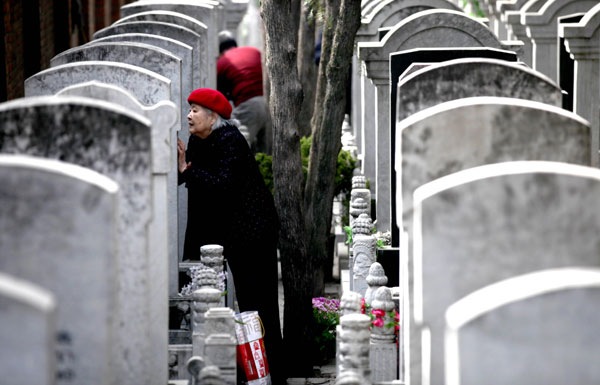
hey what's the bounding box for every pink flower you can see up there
[372,318,384,328]
[371,309,385,317]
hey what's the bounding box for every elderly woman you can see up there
[178,88,284,383]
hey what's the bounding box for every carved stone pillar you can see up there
[338,313,371,381]
[352,236,377,297]
[200,245,226,306]
[370,287,398,382]
[365,262,388,307]
[200,244,224,274]
[204,308,237,385]
[348,213,373,295]
[192,269,222,357]
[337,290,365,376]
[350,175,371,228]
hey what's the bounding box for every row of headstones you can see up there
[345,1,600,384]
[351,0,600,243]
[0,1,249,384]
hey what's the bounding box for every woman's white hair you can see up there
[200,105,240,130]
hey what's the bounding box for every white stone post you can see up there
[370,287,398,382]
[351,213,375,294]
[204,307,237,385]
[338,313,372,382]
[350,175,371,228]
[191,269,222,357]
[337,290,364,376]
[365,262,388,307]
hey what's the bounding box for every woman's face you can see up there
[187,103,217,138]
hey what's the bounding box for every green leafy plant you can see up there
[255,152,274,193]
[343,225,353,245]
[255,136,357,226]
[311,297,341,364]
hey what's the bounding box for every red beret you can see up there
[187,88,232,119]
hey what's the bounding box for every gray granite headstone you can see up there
[399,97,591,385]
[120,0,220,87]
[0,96,157,385]
[55,81,177,383]
[92,21,204,89]
[397,57,562,122]
[113,11,209,88]
[357,9,504,233]
[90,23,204,257]
[88,33,194,134]
[0,270,56,385]
[57,81,179,296]
[24,61,171,106]
[445,268,600,385]
[0,153,119,385]
[50,41,182,131]
[413,161,600,385]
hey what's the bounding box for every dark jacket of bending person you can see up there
[177,88,285,384]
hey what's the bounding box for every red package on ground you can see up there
[235,311,272,385]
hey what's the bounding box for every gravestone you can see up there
[412,161,600,385]
[0,270,56,385]
[445,268,600,385]
[397,57,561,123]
[24,61,171,106]
[523,0,597,81]
[50,41,182,130]
[387,47,518,246]
[357,9,505,234]
[55,81,177,381]
[89,33,194,134]
[113,10,210,88]
[0,153,119,385]
[0,96,158,385]
[90,23,205,256]
[92,21,205,89]
[399,98,591,385]
[354,1,462,190]
[561,3,600,158]
[120,0,221,86]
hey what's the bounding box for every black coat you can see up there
[179,122,278,260]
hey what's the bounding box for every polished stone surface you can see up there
[0,154,118,385]
[413,162,600,385]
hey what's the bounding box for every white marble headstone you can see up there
[445,268,600,385]
[0,97,157,385]
[0,270,56,385]
[413,161,600,385]
[0,154,118,385]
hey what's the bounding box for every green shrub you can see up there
[255,136,357,221]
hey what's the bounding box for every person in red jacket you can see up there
[217,31,272,154]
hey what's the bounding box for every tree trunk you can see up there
[310,0,339,134]
[304,0,361,297]
[261,0,315,377]
[296,1,318,138]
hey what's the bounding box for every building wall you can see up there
[1,0,135,102]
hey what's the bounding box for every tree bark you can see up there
[309,0,339,134]
[296,1,318,138]
[261,0,315,377]
[304,0,361,297]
